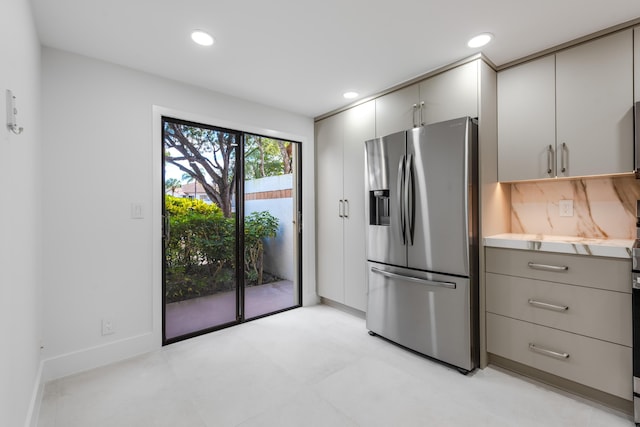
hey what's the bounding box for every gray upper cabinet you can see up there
[375,60,481,137]
[497,29,634,181]
[419,61,478,126]
[375,83,419,137]
[556,29,633,177]
[498,56,556,181]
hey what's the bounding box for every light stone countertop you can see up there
[483,233,634,259]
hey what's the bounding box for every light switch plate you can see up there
[559,199,573,217]
[131,202,143,219]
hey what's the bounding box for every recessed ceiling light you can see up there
[343,91,358,99]
[191,30,214,46]
[467,33,493,48]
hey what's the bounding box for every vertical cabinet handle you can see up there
[546,145,553,175]
[412,104,418,128]
[338,200,344,218]
[419,101,425,126]
[561,142,567,173]
[344,199,349,218]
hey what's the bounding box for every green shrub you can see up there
[164,195,280,302]
[244,211,280,286]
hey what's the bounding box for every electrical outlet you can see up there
[559,199,573,217]
[102,319,115,336]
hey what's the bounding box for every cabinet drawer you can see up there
[485,247,630,293]
[487,313,632,400]
[486,273,631,346]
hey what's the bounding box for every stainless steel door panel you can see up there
[407,118,474,276]
[366,262,473,371]
[365,131,407,266]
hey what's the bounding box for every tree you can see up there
[164,122,237,217]
[165,178,181,196]
[244,135,292,179]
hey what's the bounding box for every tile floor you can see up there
[37,305,634,427]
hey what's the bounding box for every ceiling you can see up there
[31,0,640,118]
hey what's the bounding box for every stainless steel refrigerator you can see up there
[364,116,479,373]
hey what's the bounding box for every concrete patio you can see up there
[165,280,296,340]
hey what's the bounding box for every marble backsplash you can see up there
[511,175,640,239]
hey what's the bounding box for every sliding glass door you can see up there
[162,117,301,344]
[243,134,301,320]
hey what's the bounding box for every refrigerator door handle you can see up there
[406,153,415,245]
[397,156,406,244]
[371,267,457,289]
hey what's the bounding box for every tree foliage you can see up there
[164,122,237,217]
[164,178,181,196]
[244,134,292,179]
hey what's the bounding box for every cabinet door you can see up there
[419,60,478,126]
[375,83,419,137]
[556,29,634,177]
[315,114,345,303]
[343,101,375,311]
[497,55,556,181]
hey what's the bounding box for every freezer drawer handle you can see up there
[527,299,569,312]
[527,262,568,272]
[528,343,570,360]
[371,267,456,289]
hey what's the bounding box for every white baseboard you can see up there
[42,332,159,383]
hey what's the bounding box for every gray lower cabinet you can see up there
[485,247,632,401]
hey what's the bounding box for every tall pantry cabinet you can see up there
[315,101,375,311]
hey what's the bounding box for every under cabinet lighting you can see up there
[191,30,214,46]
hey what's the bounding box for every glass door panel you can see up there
[162,117,239,343]
[243,134,301,319]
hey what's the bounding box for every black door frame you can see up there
[161,116,302,345]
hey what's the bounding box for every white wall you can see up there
[246,174,296,281]
[41,47,317,380]
[0,1,43,426]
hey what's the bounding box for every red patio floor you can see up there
[165,280,295,340]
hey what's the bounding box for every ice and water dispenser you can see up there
[369,189,390,226]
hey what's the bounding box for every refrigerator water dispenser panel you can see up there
[370,190,390,225]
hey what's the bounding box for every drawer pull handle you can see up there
[527,262,568,272]
[528,343,570,360]
[527,299,569,312]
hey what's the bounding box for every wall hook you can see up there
[6,89,24,135]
